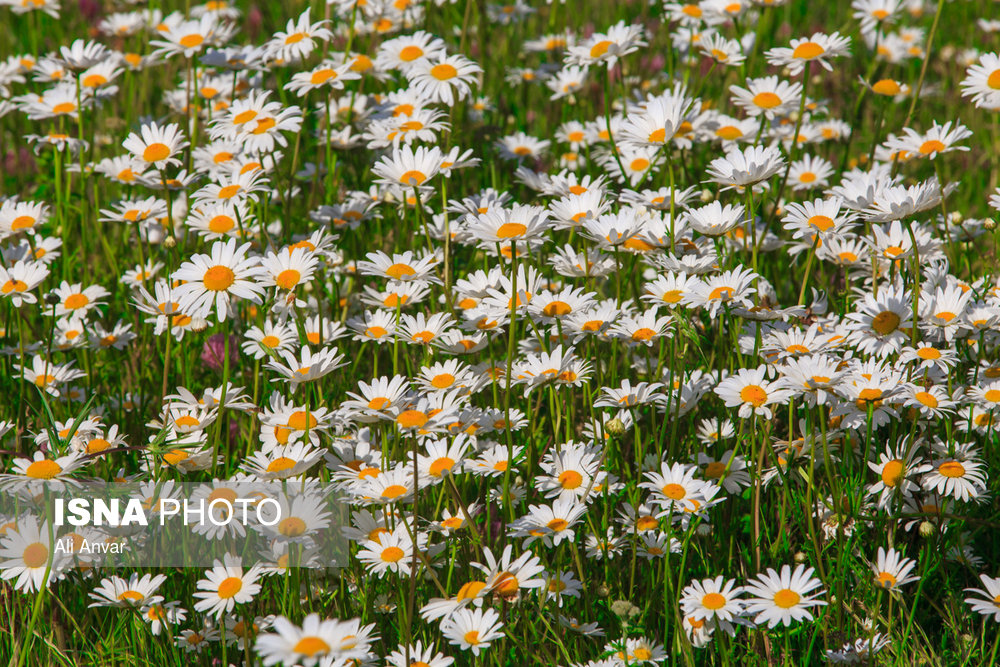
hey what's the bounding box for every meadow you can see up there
[1,0,1000,664]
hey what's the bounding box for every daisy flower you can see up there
[619,89,695,148]
[883,121,972,159]
[699,33,746,66]
[960,52,1000,110]
[122,122,188,169]
[171,238,266,322]
[706,145,785,189]
[787,155,835,191]
[265,346,347,390]
[441,607,504,655]
[0,259,49,307]
[871,547,919,592]
[468,204,552,245]
[565,20,647,68]
[50,280,110,317]
[964,574,1000,621]
[922,458,987,502]
[743,564,827,628]
[255,614,374,666]
[406,54,482,105]
[765,32,851,74]
[372,144,445,190]
[89,573,168,608]
[729,76,803,118]
[376,31,447,72]
[684,201,746,237]
[680,576,746,624]
[192,554,263,618]
[357,524,417,577]
[0,517,71,593]
[266,9,332,63]
[260,246,319,293]
[386,641,454,667]
[684,265,759,317]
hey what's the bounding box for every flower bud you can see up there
[605,418,627,438]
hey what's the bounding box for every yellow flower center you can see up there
[877,572,897,588]
[792,42,825,59]
[2,280,28,293]
[938,461,965,478]
[558,470,583,489]
[871,311,901,335]
[702,592,726,609]
[589,40,613,58]
[267,458,297,474]
[872,79,901,95]
[457,580,487,600]
[430,63,457,80]
[279,517,307,536]
[773,588,801,608]
[661,483,686,500]
[429,456,455,477]
[881,460,903,487]
[739,384,768,407]
[919,139,946,155]
[217,576,243,598]
[381,546,405,562]
[209,215,234,233]
[752,92,782,109]
[293,637,330,656]
[26,460,62,479]
[178,34,204,48]
[23,542,49,568]
[203,265,236,291]
[275,269,301,290]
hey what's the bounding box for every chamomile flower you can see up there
[964,574,1000,621]
[680,576,746,624]
[406,54,482,105]
[266,9,332,63]
[192,554,263,618]
[0,260,49,307]
[441,607,504,655]
[743,564,827,628]
[0,517,70,593]
[123,121,187,168]
[765,32,851,74]
[729,76,803,118]
[172,238,266,322]
[706,145,785,189]
[871,547,919,591]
